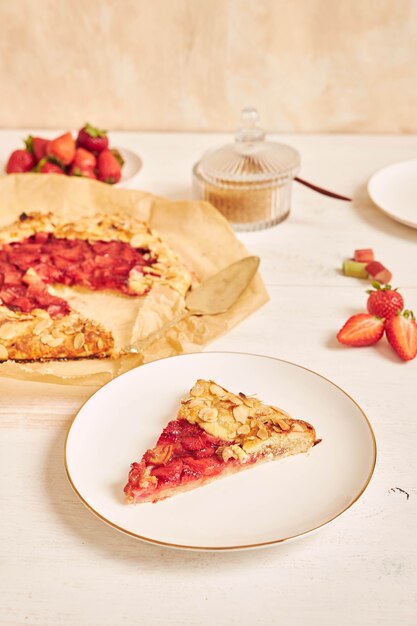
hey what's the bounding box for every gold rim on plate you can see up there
[64,351,377,551]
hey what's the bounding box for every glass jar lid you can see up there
[194,107,300,187]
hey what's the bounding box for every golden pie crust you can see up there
[180,379,316,459]
[0,306,113,361]
[0,211,192,362]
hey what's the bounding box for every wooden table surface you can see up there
[1,132,416,626]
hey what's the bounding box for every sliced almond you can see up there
[209,383,226,397]
[232,404,249,424]
[276,418,290,431]
[73,332,85,350]
[190,382,205,397]
[291,423,304,432]
[130,233,148,248]
[146,444,173,465]
[0,323,19,340]
[237,423,250,435]
[228,395,243,405]
[41,334,64,348]
[243,397,256,408]
[255,408,273,418]
[257,426,269,440]
[0,344,8,360]
[185,398,207,409]
[97,338,104,351]
[230,444,249,462]
[142,265,162,275]
[198,407,218,422]
[33,318,53,336]
[221,447,237,462]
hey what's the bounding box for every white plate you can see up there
[65,352,376,551]
[368,158,417,228]
[116,147,142,186]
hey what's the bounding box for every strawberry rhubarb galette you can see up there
[0,211,191,361]
[124,379,319,503]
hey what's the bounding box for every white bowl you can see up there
[115,146,143,186]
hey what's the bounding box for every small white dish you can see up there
[116,146,143,186]
[65,352,376,552]
[368,158,417,228]
[1,146,142,186]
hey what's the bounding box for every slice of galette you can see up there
[124,379,319,503]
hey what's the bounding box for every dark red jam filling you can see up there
[0,233,154,317]
[125,419,229,496]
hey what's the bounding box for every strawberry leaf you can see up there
[84,123,107,138]
[24,135,34,153]
[34,157,47,172]
[110,149,125,167]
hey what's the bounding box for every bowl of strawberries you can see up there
[4,123,142,186]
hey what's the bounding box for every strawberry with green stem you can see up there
[24,135,50,163]
[366,281,404,320]
[36,159,65,174]
[76,123,109,154]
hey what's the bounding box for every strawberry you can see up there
[6,149,36,173]
[37,159,65,174]
[72,147,97,170]
[110,148,125,167]
[366,281,404,320]
[151,459,183,482]
[385,310,417,361]
[24,135,50,163]
[76,123,108,154]
[46,132,75,166]
[69,163,97,179]
[337,313,384,347]
[97,149,121,184]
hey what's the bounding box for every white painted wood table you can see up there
[1,132,416,626]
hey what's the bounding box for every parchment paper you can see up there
[0,174,268,385]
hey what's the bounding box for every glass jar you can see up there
[193,107,300,231]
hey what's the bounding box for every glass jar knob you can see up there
[235,107,266,143]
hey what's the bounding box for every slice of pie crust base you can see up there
[124,379,318,503]
[0,306,113,361]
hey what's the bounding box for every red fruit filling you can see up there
[0,232,156,317]
[124,419,237,499]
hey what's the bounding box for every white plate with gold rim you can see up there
[65,352,376,551]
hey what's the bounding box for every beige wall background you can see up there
[0,0,416,133]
